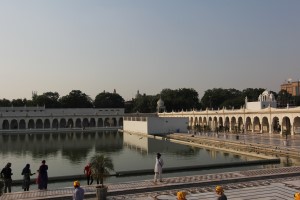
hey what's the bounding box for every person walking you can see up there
[0,162,13,193]
[154,153,164,182]
[73,180,84,200]
[84,163,93,185]
[21,164,35,191]
[37,160,48,190]
[215,186,227,200]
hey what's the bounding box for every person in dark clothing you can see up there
[21,164,35,191]
[0,162,13,193]
[84,163,93,185]
[37,160,48,190]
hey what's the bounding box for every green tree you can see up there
[33,92,61,108]
[59,90,93,108]
[11,99,27,107]
[130,94,158,113]
[94,92,124,108]
[90,154,114,186]
[0,99,11,107]
[161,88,200,112]
[201,88,243,109]
[242,88,265,101]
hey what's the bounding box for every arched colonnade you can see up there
[160,107,300,135]
[1,116,123,130]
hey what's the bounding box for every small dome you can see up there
[262,90,269,96]
[157,98,164,107]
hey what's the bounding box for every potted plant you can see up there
[90,154,114,200]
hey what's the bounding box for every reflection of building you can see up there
[0,107,124,131]
[123,132,190,154]
[123,113,188,135]
[281,80,300,96]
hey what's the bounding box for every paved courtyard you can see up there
[2,166,300,200]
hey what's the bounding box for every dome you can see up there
[157,98,164,107]
[262,90,269,96]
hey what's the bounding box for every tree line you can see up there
[0,88,299,113]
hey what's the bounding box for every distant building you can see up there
[281,79,300,96]
[245,90,277,110]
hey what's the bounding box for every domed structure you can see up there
[246,90,277,110]
[157,97,166,113]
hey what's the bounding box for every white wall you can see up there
[123,116,188,135]
[148,117,188,134]
[123,120,148,134]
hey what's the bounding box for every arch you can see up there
[60,118,67,128]
[82,118,89,128]
[224,117,230,132]
[111,118,117,126]
[194,117,199,127]
[230,117,237,132]
[36,119,43,129]
[52,119,59,129]
[253,117,261,133]
[67,119,73,128]
[75,118,82,128]
[237,117,243,132]
[190,117,194,127]
[97,118,103,127]
[261,117,269,133]
[218,117,224,132]
[208,117,213,131]
[10,119,18,129]
[119,118,123,127]
[44,119,50,129]
[294,117,300,134]
[28,119,35,129]
[199,117,203,126]
[245,117,252,132]
[90,118,96,127]
[104,118,110,127]
[282,116,291,135]
[19,119,26,129]
[213,117,218,131]
[2,120,9,130]
[272,117,280,134]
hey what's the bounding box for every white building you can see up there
[0,106,124,131]
[123,113,188,135]
[246,90,277,110]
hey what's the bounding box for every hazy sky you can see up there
[0,1,299,101]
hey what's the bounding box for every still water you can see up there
[0,130,277,191]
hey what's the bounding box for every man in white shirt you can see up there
[154,153,164,182]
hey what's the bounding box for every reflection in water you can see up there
[0,131,289,183]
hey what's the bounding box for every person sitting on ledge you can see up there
[295,192,300,200]
[215,185,227,200]
[177,191,187,200]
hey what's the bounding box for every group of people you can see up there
[176,186,227,200]
[0,160,48,193]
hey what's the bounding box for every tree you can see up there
[130,94,158,113]
[59,90,93,108]
[242,88,265,101]
[161,88,200,112]
[90,154,114,186]
[0,99,11,107]
[94,92,125,108]
[32,92,61,108]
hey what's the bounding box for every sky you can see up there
[0,0,299,101]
